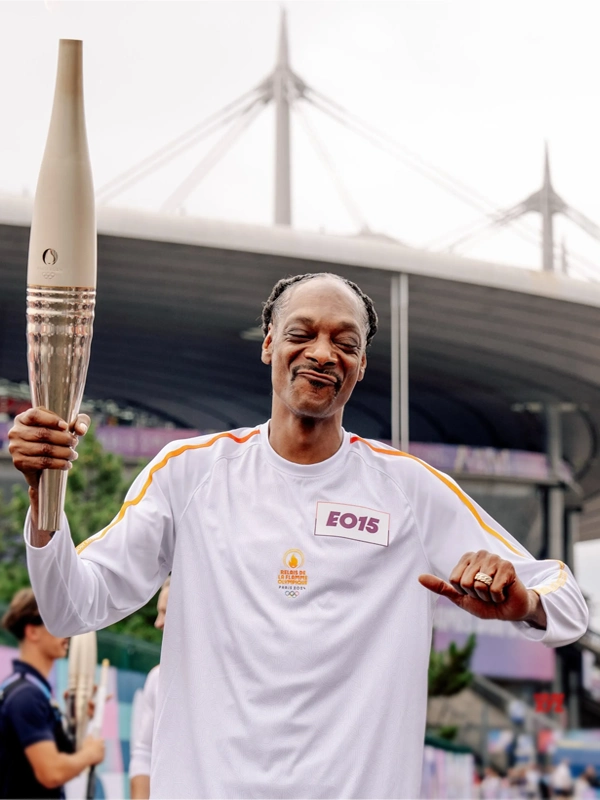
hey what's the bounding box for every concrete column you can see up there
[546,404,564,562]
[390,273,409,451]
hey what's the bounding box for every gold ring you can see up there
[474,572,493,586]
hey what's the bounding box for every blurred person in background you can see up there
[0,588,104,799]
[480,765,503,799]
[552,760,574,798]
[524,762,542,799]
[129,577,170,800]
[574,766,599,799]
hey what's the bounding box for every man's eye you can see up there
[338,342,359,351]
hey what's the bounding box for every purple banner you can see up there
[0,422,570,481]
[433,597,555,681]
[408,441,572,483]
[94,427,201,460]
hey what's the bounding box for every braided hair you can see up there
[262,273,378,347]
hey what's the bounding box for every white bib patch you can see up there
[314,502,390,546]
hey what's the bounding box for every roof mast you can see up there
[273,8,292,225]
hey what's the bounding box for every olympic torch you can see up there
[27,39,96,531]
[66,630,98,750]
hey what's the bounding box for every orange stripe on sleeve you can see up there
[76,430,260,556]
[533,561,568,596]
[349,435,526,558]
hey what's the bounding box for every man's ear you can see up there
[261,324,274,365]
[358,352,367,382]
[24,623,42,644]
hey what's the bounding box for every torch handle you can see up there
[27,285,95,530]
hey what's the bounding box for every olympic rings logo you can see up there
[285,591,300,598]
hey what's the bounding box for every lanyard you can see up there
[0,671,53,701]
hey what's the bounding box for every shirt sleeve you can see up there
[25,444,177,637]
[5,686,55,749]
[401,457,589,647]
[129,666,159,779]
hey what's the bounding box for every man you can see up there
[8,272,589,798]
[129,577,170,800]
[0,588,104,799]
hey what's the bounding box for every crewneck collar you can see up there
[259,420,350,477]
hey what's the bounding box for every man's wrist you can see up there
[524,589,547,630]
[28,490,56,547]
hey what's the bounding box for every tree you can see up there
[427,634,476,741]
[428,634,476,697]
[0,486,30,601]
[0,427,162,643]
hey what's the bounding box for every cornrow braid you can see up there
[262,273,378,347]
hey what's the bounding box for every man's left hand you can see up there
[418,550,547,628]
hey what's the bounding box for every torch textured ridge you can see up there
[27,286,96,530]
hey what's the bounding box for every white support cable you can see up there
[426,203,541,252]
[161,98,267,213]
[308,87,511,216]
[305,88,545,252]
[449,224,537,254]
[425,217,500,251]
[307,94,487,215]
[294,101,369,232]
[446,204,543,252]
[563,206,600,244]
[96,82,271,205]
[567,251,600,278]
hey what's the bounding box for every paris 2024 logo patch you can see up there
[278,549,308,598]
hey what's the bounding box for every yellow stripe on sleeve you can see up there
[76,430,260,555]
[349,435,526,557]
[532,561,568,596]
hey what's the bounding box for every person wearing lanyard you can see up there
[0,588,104,799]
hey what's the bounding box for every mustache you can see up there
[291,365,341,387]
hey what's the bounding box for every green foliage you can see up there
[0,485,30,600]
[436,725,459,741]
[428,634,476,697]
[0,427,162,644]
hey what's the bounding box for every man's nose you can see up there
[304,335,335,365]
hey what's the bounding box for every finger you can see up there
[72,414,90,435]
[461,551,500,601]
[419,574,465,602]
[18,456,72,472]
[14,425,77,448]
[472,568,496,602]
[449,552,475,595]
[15,407,69,430]
[455,557,485,599]
[13,441,78,463]
[489,561,517,604]
[466,554,501,601]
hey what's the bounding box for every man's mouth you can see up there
[294,370,339,387]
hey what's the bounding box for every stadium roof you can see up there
[2,194,600,540]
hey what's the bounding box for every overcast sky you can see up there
[2,0,600,621]
[2,0,600,274]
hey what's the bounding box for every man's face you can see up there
[261,278,367,421]
[155,587,169,631]
[28,624,69,660]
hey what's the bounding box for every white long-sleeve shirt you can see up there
[26,423,588,799]
[129,665,159,780]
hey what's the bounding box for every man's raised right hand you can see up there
[7,407,90,490]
